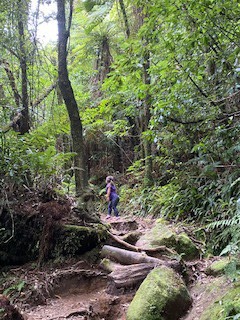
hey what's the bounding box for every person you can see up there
[105,176,119,219]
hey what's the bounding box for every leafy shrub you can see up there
[0,128,75,193]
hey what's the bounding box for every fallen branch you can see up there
[107,231,176,255]
[31,81,57,108]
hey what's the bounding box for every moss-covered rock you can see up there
[176,233,199,260]
[206,257,232,276]
[199,285,240,320]
[136,220,199,260]
[136,220,176,248]
[126,266,192,320]
[206,257,240,277]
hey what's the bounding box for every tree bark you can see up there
[0,59,21,109]
[57,0,88,195]
[17,0,30,134]
[100,259,156,288]
[101,245,162,265]
[118,0,130,38]
[100,246,183,287]
[142,39,153,187]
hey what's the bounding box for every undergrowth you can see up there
[120,163,240,255]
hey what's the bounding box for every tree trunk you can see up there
[118,0,130,38]
[17,0,30,134]
[101,245,162,265]
[100,258,156,288]
[57,0,88,195]
[142,41,153,186]
[101,245,183,272]
[0,60,20,109]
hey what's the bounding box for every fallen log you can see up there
[101,245,160,265]
[99,258,156,288]
[107,231,176,255]
[100,246,186,288]
[109,262,156,288]
[99,258,120,273]
[100,245,182,273]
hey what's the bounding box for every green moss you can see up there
[64,225,92,231]
[177,233,199,260]
[206,258,231,276]
[136,220,199,260]
[137,222,177,249]
[52,223,108,258]
[126,266,191,320]
[200,285,240,320]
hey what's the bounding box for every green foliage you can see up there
[3,280,25,296]
[0,124,75,192]
[82,0,115,33]
[1,0,240,260]
[119,181,180,217]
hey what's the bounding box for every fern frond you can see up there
[82,0,107,12]
[207,214,240,230]
[84,1,114,33]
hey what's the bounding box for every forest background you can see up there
[0,0,239,257]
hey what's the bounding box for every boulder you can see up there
[136,219,199,260]
[206,257,239,276]
[126,266,192,320]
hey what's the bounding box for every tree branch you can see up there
[107,231,176,255]
[31,81,57,108]
[0,59,21,109]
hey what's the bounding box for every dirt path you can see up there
[22,215,142,320]
[6,214,222,320]
[25,284,132,320]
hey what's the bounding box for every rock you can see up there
[182,276,228,320]
[126,266,192,320]
[206,257,238,276]
[176,233,199,260]
[136,219,199,260]
[121,230,142,244]
[199,285,240,320]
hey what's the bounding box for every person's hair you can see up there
[106,176,114,184]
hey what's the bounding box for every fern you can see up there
[83,0,115,33]
[208,215,240,230]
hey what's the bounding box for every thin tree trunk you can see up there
[118,0,130,38]
[17,0,30,134]
[142,37,153,186]
[57,0,88,195]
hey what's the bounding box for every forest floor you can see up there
[4,213,224,320]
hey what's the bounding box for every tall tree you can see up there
[17,0,30,134]
[57,0,88,195]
